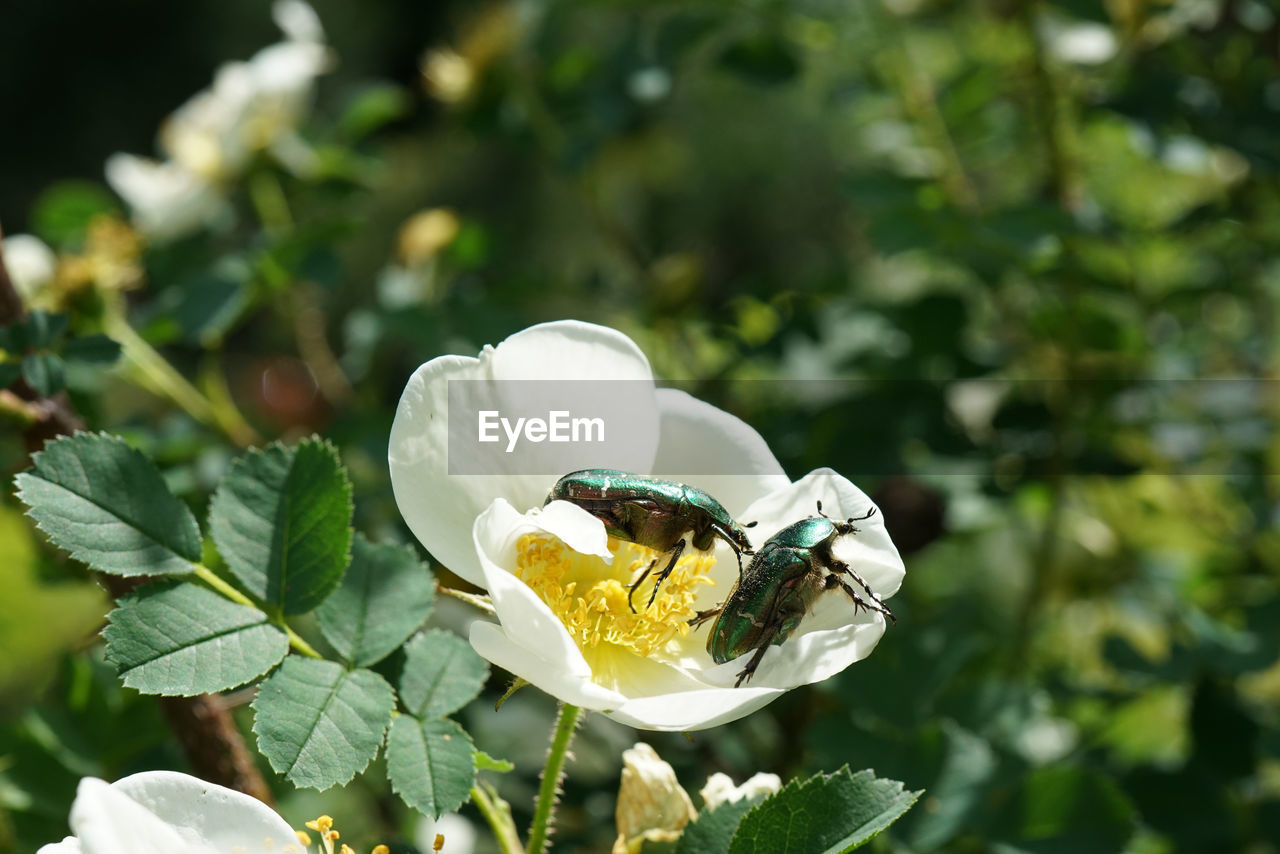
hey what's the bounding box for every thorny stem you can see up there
[102,304,261,447]
[193,565,322,659]
[526,703,583,854]
[471,782,524,854]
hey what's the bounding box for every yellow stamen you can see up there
[295,830,312,846]
[372,846,390,854]
[434,833,445,851]
[305,817,333,833]
[339,845,355,854]
[514,535,717,672]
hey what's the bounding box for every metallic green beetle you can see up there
[691,502,895,687]
[545,469,756,612]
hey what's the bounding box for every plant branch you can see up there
[526,703,582,854]
[102,303,261,447]
[472,781,524,854]
[193,565,322,658]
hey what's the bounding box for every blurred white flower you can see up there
[2,233,57,303]
[422,48,475,103]
[37,771,302,854]
[106,0,331,241]
[389,321,905,730]
[105,154,230,242]
[415,813,477,854]
[1041,17,1119,65]
[699,771,782,810]
[613,743,695,854]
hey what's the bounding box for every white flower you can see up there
[37,770,303,854]
[1040,16,1119,65]
[388,320,905,731]
[415,813,476,854]
[106,0,331,240]
[699,771,782,810]
[160,0,330,181]
[104,154,230,242]
[1,233,57,304]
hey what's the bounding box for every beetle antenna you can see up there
[816,500,828,518]
[745,520,758,528]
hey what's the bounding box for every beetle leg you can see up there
[734,636,775,687]
[642,538,686,610]
[688,606,722,628]
[827,575,876,616]
[626,557,658,613]
[828,558,895,624]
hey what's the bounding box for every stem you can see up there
[103,307,261,447]
[249,171,294,235]
[193,565,322,658]
[526,703,583,854]
[293,285,353,406]
[871,0,979,211]
[472,782,524,854]
[437,584,497,616]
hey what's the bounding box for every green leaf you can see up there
[251,657,394,790]
[316,535,434,667]
[338,83,413,140]
[678,798,765,854]
[209,438,353,614]
[103,581,288,696]
[62,334,122,366]
[21,353,65,397]
[0,361,23,389]
[991,765,1135,854]
[474,749,514,773]
[30,181,118,245]
[728,767,920,854]
[25,311,69,349]
[15,432,202,577]
[386,716,476,819]
[399,630,490,719]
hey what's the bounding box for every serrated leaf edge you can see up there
[15,431,202,574]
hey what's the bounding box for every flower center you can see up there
[514,534,717,661]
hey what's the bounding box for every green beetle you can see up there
[545,469,756,611]
[691,502,895,687]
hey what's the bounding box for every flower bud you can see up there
[613,742,696,854]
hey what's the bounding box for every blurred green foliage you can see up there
[3,0,1279,851]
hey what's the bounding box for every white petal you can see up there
[471,498,607,678]
[390,321,659,585]
[35,838,81,854]
[273,0,325,43]
[734,618,888,690]
[1,234,57,301]
[248,42,331,94]
[704,468,904,691]
[113,770,301,852]
[743,468,905,598]
[650,389,791,518]
[104,154,226,242]
[470,622,626,710]
[605,684,782,731]
[69,778,197,854]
